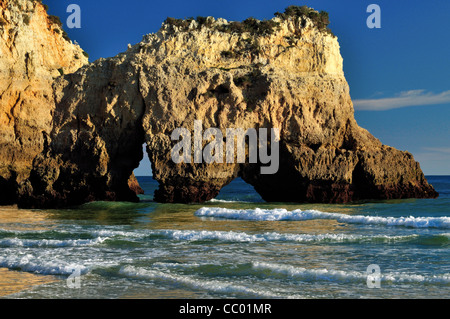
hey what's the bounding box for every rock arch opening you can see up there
[214,177,263,203]
[133,144,153,178]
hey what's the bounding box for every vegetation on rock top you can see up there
[164,5,334,37]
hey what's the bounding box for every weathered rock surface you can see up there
[1,3,438,207]
[128,173,144,195]
[0,0,88,204]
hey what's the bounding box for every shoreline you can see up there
[0,268,57,298]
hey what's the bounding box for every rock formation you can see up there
[0,0,88,204]
[0,2,438,208]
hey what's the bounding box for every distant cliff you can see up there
[0,1,438,207]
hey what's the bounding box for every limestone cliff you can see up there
[2,4,437,207]
[0,0,88,204]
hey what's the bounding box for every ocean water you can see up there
[0,176,449,299]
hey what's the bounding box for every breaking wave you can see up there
[119,265,298,298]
[0,237,107,248]
[195,207,450,229]
[252,262,450,285]
[156,229,418,244]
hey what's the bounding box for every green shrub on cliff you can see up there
[47,14,71,42]
[195,16,214,28]
[61,30,70,42]
[166,15,280,36]
[164,17,192,29]
[242,18,280,35]
[275,5,334,36]
[164,5,334,37]
[48,15,63,28]
[218,17,281,35]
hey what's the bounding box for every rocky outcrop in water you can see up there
[0,2,438,207]
[0,0,88,204]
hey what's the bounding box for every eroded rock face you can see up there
[18,53,146,207]
[0,0,88,204]
[6,7,438,207]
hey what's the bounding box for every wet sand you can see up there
[0,268,57,298]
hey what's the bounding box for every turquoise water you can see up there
[0,176,449,299]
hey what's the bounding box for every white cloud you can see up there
[422,147,450,154]
[353,89,450,111]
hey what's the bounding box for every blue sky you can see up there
[44,0,450,175]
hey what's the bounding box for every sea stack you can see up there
[0,1,438,208]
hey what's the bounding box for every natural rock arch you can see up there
[6,6,437,208]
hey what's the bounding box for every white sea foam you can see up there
[0,254,89,276]
[253,261,364,282]
[156,229,416,243]
[0,227,150,239]
[151,262,203,269]
[0,237,107,248]
[208,198,248,203]
[252,262,450,284]
[195,207,450,228]
[0,227,419,244]
[119,265,298,298]
[0,250,124,276]
[88,229,147,238]
[0,228,60,235]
